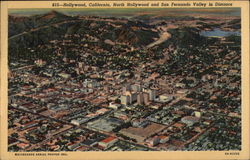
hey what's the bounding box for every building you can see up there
[119,122,165,143]
[78,62,84,68]
[120,95,130,105]
[96,108,109,114]
[194,111,202,118]
[143,92,150,105]
[124,91,132,104]
[137,93,144,105]
[158,135,170,143]
[122,84,131,93]
[109,102,121,110]
[125,92,137,104]
[71,118,89,126]
[132,119,150,128]
[181,116,200,126]
[114,111,128,120]
[148,136,160,146]
[34,59,46,66]
[131,84,142,92]
[87,117,124,132]
[159,94,174,103]
[98,137,118,149]
[68,142,82,150]
[83,79,99,88]
[148,89,156,101]
[58,73,71,79]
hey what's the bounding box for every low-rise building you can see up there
[98,137,118,149]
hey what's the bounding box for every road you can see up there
[146,31,171,48]
[11,65,35,72]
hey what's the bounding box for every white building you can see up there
[159,94,174,103]
[109,102,121,110]
[120,95,130,105]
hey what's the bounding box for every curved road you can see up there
[146,31,171,48]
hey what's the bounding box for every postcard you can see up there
[0,1,249,160]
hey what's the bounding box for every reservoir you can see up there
[200,28,240,37]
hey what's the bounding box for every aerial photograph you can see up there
[8,8,241,151]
